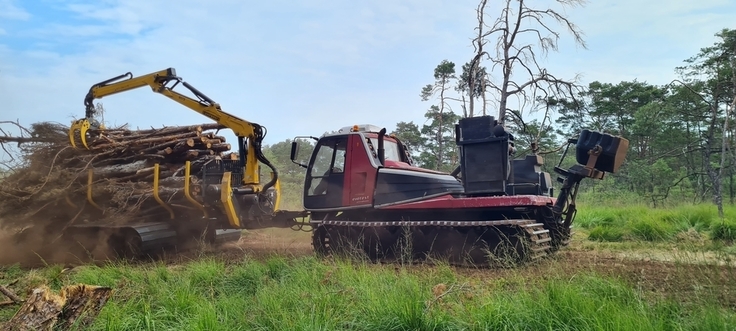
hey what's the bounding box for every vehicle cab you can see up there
[290,124,463,212]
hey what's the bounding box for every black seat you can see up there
[508,154,552,196]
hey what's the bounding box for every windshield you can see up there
[369,138,401,162]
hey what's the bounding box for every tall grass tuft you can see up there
[574,203,733,244]
[710,219,736,242]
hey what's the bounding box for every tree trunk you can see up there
[438,80,446,171]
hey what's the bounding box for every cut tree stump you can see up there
[57,285,113,330]
[1,284,112,331]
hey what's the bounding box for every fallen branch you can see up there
[0,285,22,304]
[0,136,57,144]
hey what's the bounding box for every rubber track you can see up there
[312,219,553,267]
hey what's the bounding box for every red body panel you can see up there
[342,134,378,207]
[383,159,447,175]
[379,194,556,210]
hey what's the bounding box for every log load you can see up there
[0,121,242,230]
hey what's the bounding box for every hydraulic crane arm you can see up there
[71,67,278,194]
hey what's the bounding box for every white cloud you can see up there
[0,0,734,144]
[0,0,30,20]
[1,0,473,143]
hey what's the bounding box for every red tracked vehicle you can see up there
[290,116,628,266]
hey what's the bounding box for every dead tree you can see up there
[466,0,490,117]
[480,0,588,124]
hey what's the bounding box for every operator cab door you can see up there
[304,135,348,210]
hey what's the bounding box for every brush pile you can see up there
[0,121,237,230]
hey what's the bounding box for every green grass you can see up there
[574,203,736,244]
[710,219,736,242]
[2,255,734,331]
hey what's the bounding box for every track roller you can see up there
[311,219,552,267]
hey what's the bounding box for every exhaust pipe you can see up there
[377,128,386,166]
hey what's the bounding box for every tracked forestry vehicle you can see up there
[290,119,628,266]
[33,67,627,266]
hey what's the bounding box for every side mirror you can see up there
[290,137,318,169]
[290,142,307,169]
[290,141,299,161]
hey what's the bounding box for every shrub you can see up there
[588,226,625,242]
[710,219,736,242]
[628,218,676,241]
[575,207,624,229]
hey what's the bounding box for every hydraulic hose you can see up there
[251,123,278,193]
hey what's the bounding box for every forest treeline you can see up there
[263,28,736,213]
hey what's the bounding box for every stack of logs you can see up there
[81,122,237,179]
[0,121,243,229]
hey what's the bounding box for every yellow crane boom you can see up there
[69,68,281,227]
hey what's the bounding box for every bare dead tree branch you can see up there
[467,0,490,117]
[479,0,588,124]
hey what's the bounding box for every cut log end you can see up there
[2,284,112,331]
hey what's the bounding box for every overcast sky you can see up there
[1,0,734,145]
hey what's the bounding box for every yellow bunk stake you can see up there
[86,169,103,211]
[184,161,208,218]
[220,172,240,228]
[153,163,175,219]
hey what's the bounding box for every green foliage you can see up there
[574,203,733,243]
[4,255,735,330]
[391,121,422,161]
[418,106,462,171]
[629,217,677,241]
[588,226,625,242]
[417,60,463,171]
[710,219,736,241]
[506,116,560,157]
[260,138,314,210]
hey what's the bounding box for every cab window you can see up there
[369,138,401,162]
[307,137,347,195]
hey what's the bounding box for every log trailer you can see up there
[64,68,307,257]
[62,67,628,266]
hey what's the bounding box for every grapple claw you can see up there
[69,119,92,149]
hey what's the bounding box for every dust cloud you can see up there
[0,224,118,268]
